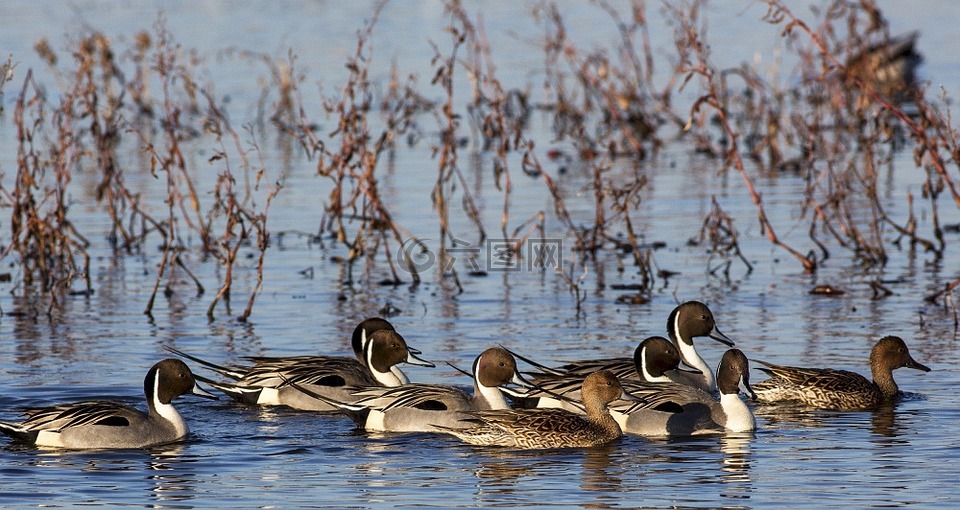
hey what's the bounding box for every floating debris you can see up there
[610,283,646,291]
[810,284,845,296]
[615,294,650,305]
[379,302,402,317]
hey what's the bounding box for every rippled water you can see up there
[2,1,960,508]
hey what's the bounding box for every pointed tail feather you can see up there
[0,420,38,443]
[498,345,566,377]
[190,372,263,403]
[276,374,369,427]
[164,345,247,380]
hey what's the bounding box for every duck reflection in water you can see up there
[870,403,905,440]
[719,432,754,500]
[579,444,625,495]
[146,443,199,506]
[466,445,625,509]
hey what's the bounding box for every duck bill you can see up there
[709,326,735,347]
[671,361,703,375]
[192,382,219,400]
[405,351,436,368]
[740,378,757,401]
[905,357,931,372]
[618,390,645,404]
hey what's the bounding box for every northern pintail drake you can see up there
[287,347,531,433]
[439,370,633,449]
[664,301,733,392]
[611,349,757,436]
[753,336,931,410]
[511,336,700,411]
[167,326,434,411]
[517,302,732,392]
[349,317,405,366]
[0,359,216,449]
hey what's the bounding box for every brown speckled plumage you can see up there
[753,336,930,410]
[443,370,625,449]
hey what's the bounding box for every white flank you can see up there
[365,410,387,431]
[256,387,282,405]
[35,429,66,448]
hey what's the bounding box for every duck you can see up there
[347,316,407,367]
[166,327,434,411]
[846,31,922,100]
[509,336,700,411]
[245,317,398,373]
[611,349,757,436]
[752,336,931,410]
[0,359,216,449]
[662,301,734,392]
[438,370,632,449]
[284,347,532,433]
[515,301,732,392]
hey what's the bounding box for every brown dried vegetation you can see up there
[1,0,959,319]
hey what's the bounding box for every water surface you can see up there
[1,1,959,508]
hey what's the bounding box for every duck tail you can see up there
[164,345,247,380]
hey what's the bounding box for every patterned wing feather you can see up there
[239,358,373,387]
[350,384,470,412]
[20,401,138,431]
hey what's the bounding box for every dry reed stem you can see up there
[672,1,816,271]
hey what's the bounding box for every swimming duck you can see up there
[287,347,531,432]
[0,359,216,449]
[846,31,922,101]
[516,302,732,392]
[167,327,433,411]
[612,349,757,436]
[510,336,700,411]
[438,370,632,449]
[752,336,930,410]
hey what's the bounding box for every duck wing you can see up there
[350,384,471,412]
[239,357,373,387]
[19,401,142,431]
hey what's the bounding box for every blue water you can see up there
[1,0,960,507]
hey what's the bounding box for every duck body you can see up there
[0,359,216,449]
[441,370,627,449]
[753,336,931,410]
[515,336,700,413]
[517,302,732,393]
[301,348,528,433]
[612,349,756,436]
[168,325,433,411]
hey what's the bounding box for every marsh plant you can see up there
[0,0,958,319]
